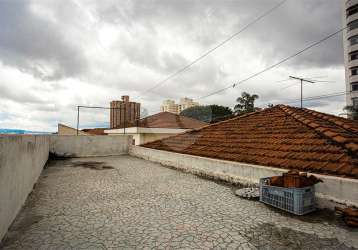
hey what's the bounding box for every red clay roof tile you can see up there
[142,105,358,179]
[136,112,207,129]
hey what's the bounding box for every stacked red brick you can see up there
[143,105,358,178]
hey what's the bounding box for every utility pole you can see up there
[123,104,126,135]
[289,76,315,108]
[76,106,80,136]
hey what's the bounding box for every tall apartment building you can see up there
[342,0,358,108]
[160,100,179,114]
[110,96,141,128]
[179,97,199,112]
[160,98,199,114]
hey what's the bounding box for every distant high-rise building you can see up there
[110,96,141,128]
[342,0,358,109]
[160,98,199,114]
[178,97,199,113]
[160,100,179,114]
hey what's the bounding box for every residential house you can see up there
[57,124,107,135]
[142,105,358,178]
[105,112,207,145]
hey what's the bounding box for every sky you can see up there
[0,0,346,132]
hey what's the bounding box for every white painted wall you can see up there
[130,146,358,209]
[49,135,132,157]
[0,135,49,240]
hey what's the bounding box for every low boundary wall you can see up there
[1,134,133,241]
[0,135,49,240]
[49,135,132,157]
[130,146,358,209]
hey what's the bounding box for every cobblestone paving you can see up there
[1,156,357,250]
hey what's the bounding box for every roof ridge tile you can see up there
[278,105,357,155]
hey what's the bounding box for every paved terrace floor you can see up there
[1,156,358,250]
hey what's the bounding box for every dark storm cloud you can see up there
[0,0,87,81]
[95,0,343,70]
[238,0,344,68]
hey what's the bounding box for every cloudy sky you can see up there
[0,0,345,131]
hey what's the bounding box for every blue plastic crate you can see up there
[259,177,315,215]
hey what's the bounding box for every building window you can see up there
[351,67,358,76]
[347,4,358,17]
[349,35,358,46]
[350,51,358,61]
[349,19,358,31]
[352,82,358,91]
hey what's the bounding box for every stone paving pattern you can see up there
[1,156,357,249]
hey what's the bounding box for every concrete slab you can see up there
[2,156,357,249]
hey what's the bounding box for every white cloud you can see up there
[0,0,347,131]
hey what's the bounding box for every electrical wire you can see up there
[134,0,288,99]
[197,26,347,100]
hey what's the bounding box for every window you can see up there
[349,35,358,46]
[351,67,358,76]
[350,51,358,61]
[349,19,358,31]
[347,4,358,17]
[352,82,358,91]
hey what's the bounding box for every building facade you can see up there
[343,0,358,108]
[160,98,199,114]
[160,100,179,114]
[110,96,141,129]
[179,97,200,112]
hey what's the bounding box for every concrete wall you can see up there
[0,135,49,240]
[130,146,358,209]
[50,135,132,157]
[0,134,133,241]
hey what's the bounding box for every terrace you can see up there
[1,125,358,249]
[2,155,358,249]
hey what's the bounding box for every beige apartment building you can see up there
[160,97,199,114]
[342,0,358,108]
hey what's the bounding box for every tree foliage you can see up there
[344,105,358,120]
[234,92,259,115]
[180,105,233,123]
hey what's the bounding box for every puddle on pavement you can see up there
[70,161,115,170]
[244,222,353,249]
[47,160,114,170]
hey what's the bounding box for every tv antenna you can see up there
[289,76,316,108]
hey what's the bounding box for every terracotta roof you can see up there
[142,105,358,179]
[136,112,208,129]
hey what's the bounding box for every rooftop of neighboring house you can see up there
[142,105,358,179]
[106,112,208,131]
[57,123,107,135]
[137,112,207,129]
[81,128,107,135]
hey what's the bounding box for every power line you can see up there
[197,26,347,100]
[276,91,348,105]
[134,0,288,99]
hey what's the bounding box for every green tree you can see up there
[344,105,358,120]
[234,92,259,115]
[180,105,233,123]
